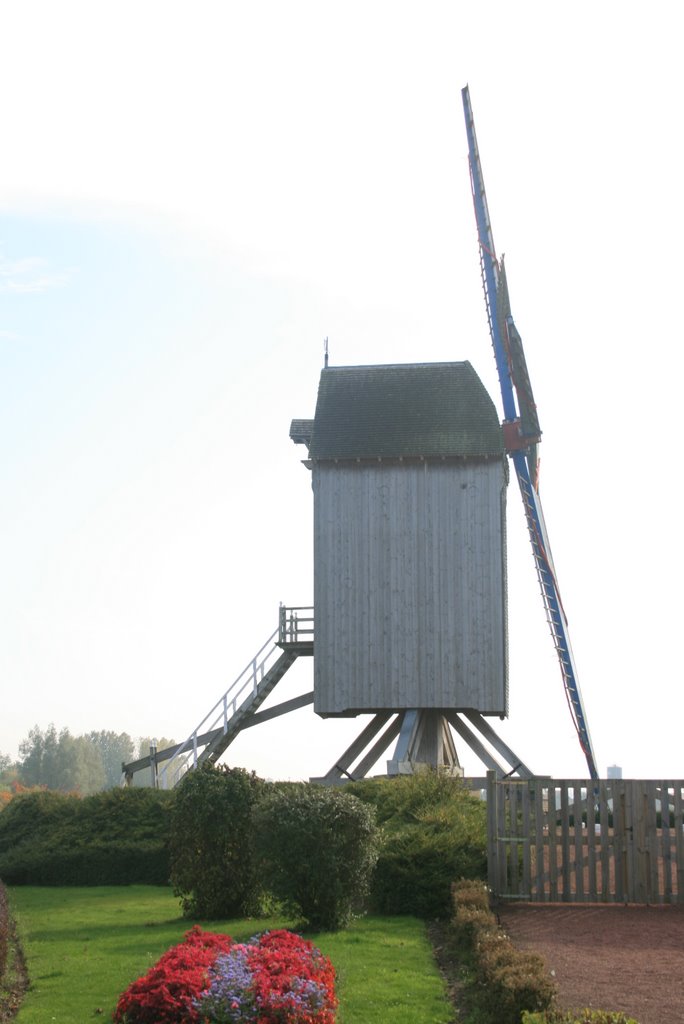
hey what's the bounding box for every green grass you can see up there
[7,886,455,1023]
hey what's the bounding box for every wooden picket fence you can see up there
[486,772,684,903]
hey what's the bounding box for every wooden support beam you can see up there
[462,710,533,778]
[240,692,314,728]
[318,712,394,782]
[444,712,506,775]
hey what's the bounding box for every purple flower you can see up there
[194,945,258,1023]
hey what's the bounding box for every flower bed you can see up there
[113,926,337,1024]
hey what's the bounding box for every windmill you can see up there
[462,85,598,779]
[121,89,596,787]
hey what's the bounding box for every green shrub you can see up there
[350,772,487,918]
[475,929,556,1024]
[451,877,491,912]
[0,839,170,886]
[0,882,8,980]
[523,1013,640,1024]
[169,764,265,918]
[253,783,380,930]
[0,789,79,853]
[0,787,173,885]
[450,879,556,1024]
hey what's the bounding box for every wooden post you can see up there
[486,770,498,896]
[149,742,158,789]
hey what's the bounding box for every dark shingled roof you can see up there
[307,362,503,459]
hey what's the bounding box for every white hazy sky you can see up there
[1,2,682,781]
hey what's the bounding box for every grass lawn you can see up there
[7,886,456,1023]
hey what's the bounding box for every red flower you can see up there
[113,927,233,1024]
[114,927,337,1024]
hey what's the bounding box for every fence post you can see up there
[486,770,498,896]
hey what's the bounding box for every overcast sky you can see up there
[1,2,682,781]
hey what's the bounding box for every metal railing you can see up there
[155,605,314,788]
[278,604,314,644]
[157,628,280,788]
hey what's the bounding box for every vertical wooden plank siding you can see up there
[312,460,507,715]
[521,782,531,897]
[497,774,507,897]
[612,784,624,901]
[486,771,498,895]
[489,778,684,904]
[647,782,659,902]
[675,784,684,899]
[572,781,584,901]
[661,785,673,902]
[586,785,598,901]
[510,783,521,895]
[598,781,611,901]
[559,785,572,901]
[533,780,545,900]
[547,782,559,901]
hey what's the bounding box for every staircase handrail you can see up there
[158,626,281,788]
[278,605,314,644]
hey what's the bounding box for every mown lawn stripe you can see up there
[8,886,455,1023]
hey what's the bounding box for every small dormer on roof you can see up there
[289,419,314,446]
[290,361,503,461]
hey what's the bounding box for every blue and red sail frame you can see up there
[462,85,598,780]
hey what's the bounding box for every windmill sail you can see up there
[462,85,598,779]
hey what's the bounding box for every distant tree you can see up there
[55,732,105,794]
[18,725,105,795]
[18,725,55,788]
[87,731,135,789]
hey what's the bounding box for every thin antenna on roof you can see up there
[324,336,329,368]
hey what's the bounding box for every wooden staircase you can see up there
[121,606,313,788]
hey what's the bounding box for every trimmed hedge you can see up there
[0,788,173,885]
[350,772,487,918]
[450,879,556,1024]
[0,882,8,980]
[523,1013,640,1024]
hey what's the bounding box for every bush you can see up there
[170,764,265,918]
[0,882,8,981]
[254,783,379,930]
[475,929,556,1024]
[0,789,79,851]
[523,1013,640,1024]
[350,772,487,918]
[450,879,556,1024]
[0,787,173,885]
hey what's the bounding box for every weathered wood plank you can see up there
[486,771,498,895]
[598,781,612,901]
[521,781,531,897]
[487,777,684,906]
[547,782,559,901]
[572,781,584,901]
[586,784,598,901]
[533,779,545,900]
[674,783,684,902]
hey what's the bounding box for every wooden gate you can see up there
[486,772,684,903]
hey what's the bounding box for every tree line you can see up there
[0,726,176,796]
